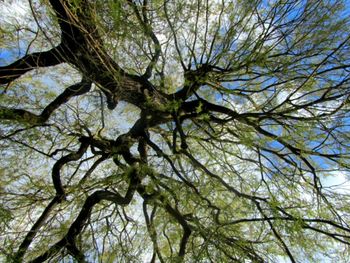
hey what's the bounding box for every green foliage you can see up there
[1,0,350,262]
[0,205,12,230]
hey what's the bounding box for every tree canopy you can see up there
[1,0,350,262]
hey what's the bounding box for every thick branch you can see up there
[41,78,92,120]
[0,107,43,125]
[138,185,191,262]
[0,79,91,124]
[0,46,64,85]
[13,196,61,261]
[143,203,165,263]
[52,138,89,198]
[164,204,192,260]
[30,186,137,262]
[48,0,95,46]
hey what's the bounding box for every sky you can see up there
[0,0,32,65]
[1,0,350,261]
[1,0,350,203]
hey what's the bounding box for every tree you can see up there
[1,0,350,261]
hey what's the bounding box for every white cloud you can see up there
[320,171,350,194]
[0,0,31,26]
